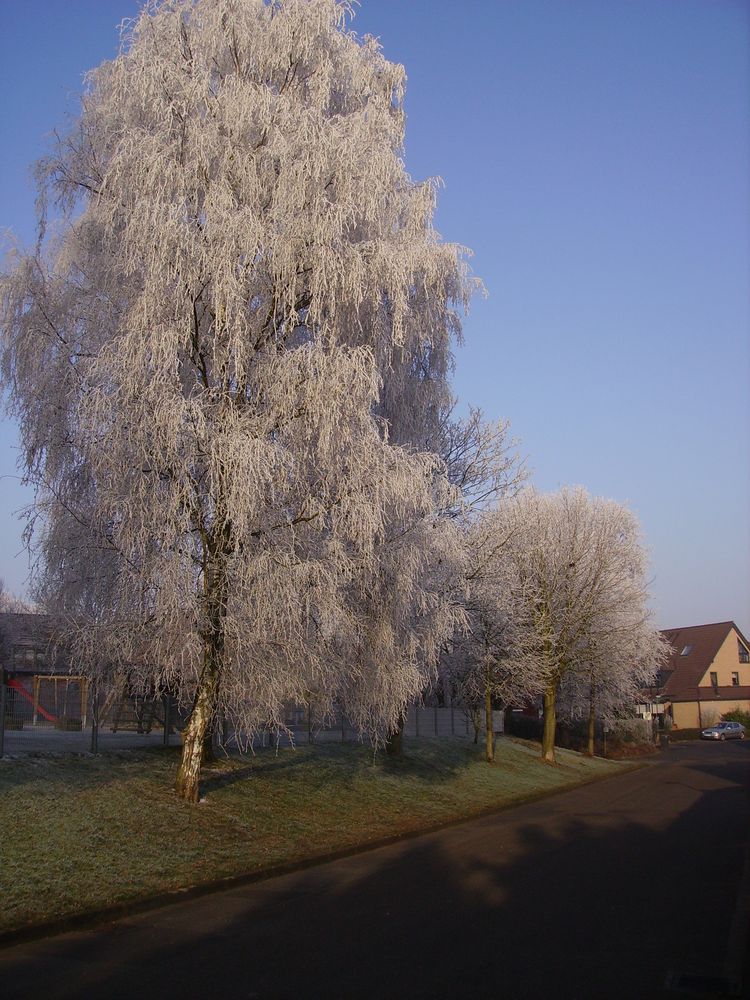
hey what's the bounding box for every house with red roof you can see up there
[657,621,750,730]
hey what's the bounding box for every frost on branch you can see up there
[0,0,476,798]
[0,579,33,613]
[442,510,544,763]
[494,487,665,763]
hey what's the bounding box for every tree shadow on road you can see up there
[3,744,749,1000]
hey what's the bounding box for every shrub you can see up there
[555,720,589,752]
[608,719,652,745]
[722,708,750,728]
[504,714,543,742]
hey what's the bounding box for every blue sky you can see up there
[1,0,748,634]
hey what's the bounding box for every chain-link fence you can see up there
[0,673,184,755]
[226,702,503,750]
[0,672,500,757]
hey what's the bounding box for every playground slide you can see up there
[6,678,57,722]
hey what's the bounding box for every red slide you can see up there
[6,678,57,722]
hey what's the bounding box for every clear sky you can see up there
[1,0,748,634]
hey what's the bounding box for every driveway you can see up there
[1,741,748,999]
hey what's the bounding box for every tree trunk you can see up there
[385,709,406,756]
[175,548,226,802]
[586,682,596,757]
[485,684,494,763]
[542,680,557,764]
[175,663,218,803]
[201,721,216,764]
[472,708,481,745]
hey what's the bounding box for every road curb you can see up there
[0,755,645,951]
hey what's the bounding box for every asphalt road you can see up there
[2,740,749,1000]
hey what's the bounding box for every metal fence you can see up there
[0,673,502,757]
[228,704,504,750]
[0,674,184,755]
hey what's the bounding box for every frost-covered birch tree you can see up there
[0,0,474,801]
[497,487,663,764]
[444,510,543,763]
[557,626,668,755]
[429,417,529,762]
[0,579,33,614]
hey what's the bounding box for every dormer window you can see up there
[739,640,749,664]
[681,645,693,656]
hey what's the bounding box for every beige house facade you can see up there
[657,621,750,730]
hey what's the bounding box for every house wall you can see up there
[696,628,750,688]
[672,698,750,730]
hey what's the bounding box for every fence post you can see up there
[32,675,39,727]
[0,669,6,758]
[89,680,99,754]
[162,692,171,746]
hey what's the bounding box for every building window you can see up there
[710,671,719,689]
[739,641,749,664]
[732,672,740,686]
[680,645,693,656]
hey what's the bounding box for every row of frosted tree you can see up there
[0,0,666,801]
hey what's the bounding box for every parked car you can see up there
[700,721,746,741]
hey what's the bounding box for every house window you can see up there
[732,672,740,686]
[739,641,749,664]
[681,645,693,656]
[710,671,719,688]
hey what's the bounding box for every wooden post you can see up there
[0,670,6,757]
[162,692,171,746]
[32,675,40,726]
[81,678,89,728]
[89,681,99,754]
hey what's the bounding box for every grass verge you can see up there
[0,736,634,935]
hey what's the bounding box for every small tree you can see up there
[496,487,663,764]
[0,579,33,613]
[557,627,669,755]
[439,433,536,764]
[444,538,542,763]
[1,0,474,801]
[382,410,526,757]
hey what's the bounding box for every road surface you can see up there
[2,740,749,999]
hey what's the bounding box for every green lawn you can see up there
[0,737,633,934]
